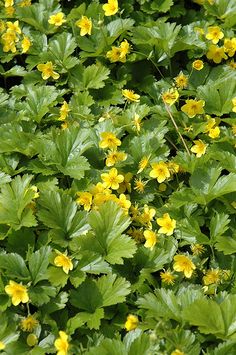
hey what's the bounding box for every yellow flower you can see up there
[5,6,15,15]
[124,314,139,331]
[48,12,66,27]
[208,126,220,139]
[203,269,221,285]
[37,62,60,80]
[6,20,21,34]
[191,140,207,157]
[54,253,73,274]
[133,113,142,132]
[144,230,157,250]
[134,178,147,193]
[162,88,179,106]
[54,331,69,355]
[101,168,124,190]
[75,16,92,36]
[0,21,5,33]
[5,280,29,306]
[21,315,38,332]
[119,39,130,59]
[232,97,236,113]
[0,341,5,350]
[191,244,205,255]
[173,255,196,278]
[76,191,93,211]
[1,30,18,53]
[137,155,150,173]
[122,89,140,102]
[105,150,127,167]
[118,172,133,193]
[167,161,180,174]
[181,99,205,118]
[106,46,122,63]
[160,270,175,285]
[99,132,121,149]
[174,72,188,89]
[232,125,236,135]
[205,26,224,44]
[27,334,38,347]
[156,213,176,235]
[102,0,119,16]
[5,0,14,6]
[139,205,156,227]
[59,101,70,121]
[192,59,204,70]
[206,45,228,64]
[128,228,144,243]
[224,38,236,57]
[149,161,170,183]
[21,35,31,53]
[171,350,185,355]
[117,193,131,212]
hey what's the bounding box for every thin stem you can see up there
[164,103,191,156]
[132,50,164,79]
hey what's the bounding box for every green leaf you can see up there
[36,126,92,179]
[0,175,37,230]
[70,278,102,312]
[28,246,51,285]
[107,18,135,38]
[29,285,57,306]
[88,201,136,264]
[183,294,236,339]
[47,266,69,287]
[20,85,59,123]
[97,274,131,307]
[69,63,110,90]
[210,212,230,241]
[75,308,104,330]
[85,338,126,355]
[215,235,236,255]
[0,253,30,281]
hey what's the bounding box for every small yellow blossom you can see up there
[156,213,176,235]
[59,101,70,121]
[0,341,5,350]
[174,72,188,89]
[208,126,220,139]
[5,6,15,15]
[192,59,204,70]
[203,269,221,286]
[5,280,29,306]
[134,178,147,193]
[137,155,150,173]
[103,0,119,16]
[117,193,131,212]
[106,46,122,63]
[119,39,130,59]
[228,59,236,69]
[21,35,31,53]
[76,191,93,211]
[167,162,179,174]
[191,140,207,157]
[224,38,236,57]
[181,99,205,118]
[99,132,121,149]
[54,253,73,274]
[171,350,185,355]
[117,172,133,194]
[206,45,228,64]
[48,12,66,27]
[159,183,167,192]
[173,255,196,278]
[133,113,142,132]
[149,161,170,183]
[37,62,60,80]
[0,21,5,33]
[162,88,179,106]
[231,97,236,113]
[1,30,18,53]
[191,244,205,255]
[139,205,156,227]
[122,89,140,102]
[160,270,176,285]
[21,315,38,332]
[101,168,124,190]
[5,0,14,6]
[205,26,224,44]
[6,20,21,34]
[54,331,69,355]
[27,334,38,347]
[232,125,236,135]
[124,314,139,331]
[76,16,92,36]
[128,228,144,243]
[144,230,157,250]
[105,150,127,167]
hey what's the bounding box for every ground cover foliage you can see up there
[0,0,236,354]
